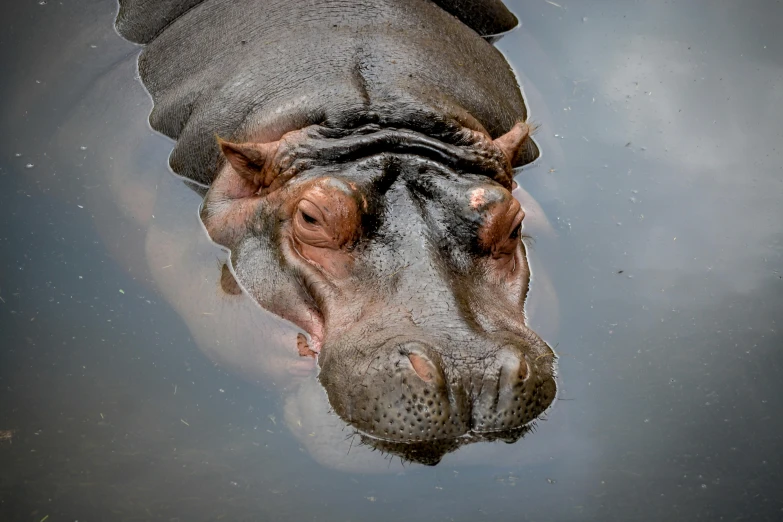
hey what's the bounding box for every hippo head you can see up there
[201,122,556,453]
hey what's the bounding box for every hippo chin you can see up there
[117,0,557,457]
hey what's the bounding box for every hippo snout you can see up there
[319,337,557,444]
[470,345,554,434]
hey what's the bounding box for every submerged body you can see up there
[116,0,557,464]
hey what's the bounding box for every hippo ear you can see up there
[493,121,533,168]
[217,137,280,189]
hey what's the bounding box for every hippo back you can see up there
[115,0,535,186]
[116,0,519,44]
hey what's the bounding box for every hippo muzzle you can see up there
[320,332,557,445]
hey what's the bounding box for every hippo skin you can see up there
[116,0,557,465]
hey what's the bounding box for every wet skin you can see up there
[202,123,556,447]
[116,0,557,462]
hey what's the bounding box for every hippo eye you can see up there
[492,207,525,258]
[509,208,525,238]
[292,197,352,252]
[296,199,325,229]
[508,222,522,241]
[290,184,360,268]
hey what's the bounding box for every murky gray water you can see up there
[1,0,782,520]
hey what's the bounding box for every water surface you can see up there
[1,0,782,520]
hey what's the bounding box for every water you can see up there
[1,0,782,520]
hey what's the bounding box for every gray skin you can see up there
[116,0,557,464]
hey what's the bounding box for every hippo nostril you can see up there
[399,342,442,384]
[497,349,528,386]
[408,353,436,383]
[518,356,529,381]
[476,348,532,426]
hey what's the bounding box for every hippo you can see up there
[115,0,558,464]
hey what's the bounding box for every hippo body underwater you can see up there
[115,0,557,463]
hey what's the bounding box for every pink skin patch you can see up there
[470,188,487,209]
[297,333,318,357]
[297,309,324,357]
[287,333,319,377]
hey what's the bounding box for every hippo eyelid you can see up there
[301,211,318,225]
[296,199,326,226]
